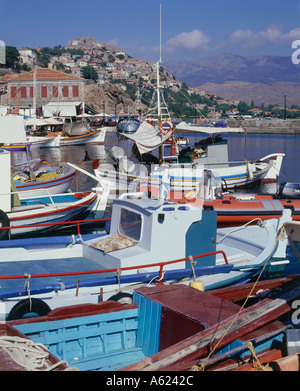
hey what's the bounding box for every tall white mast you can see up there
[157,4,162,120]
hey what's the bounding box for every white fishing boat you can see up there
[93,120,284,196]
[117,112,140,134]
[0,188,293,320]
[93,59,284,196]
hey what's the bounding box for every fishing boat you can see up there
[5,190,105,238]
[59,117,107,146]
[1,143,30,152]
[0,323,72,371]
[12,159,76,198]
[26,135,61,148]
[94,20,284,196]
[149,169,300,226]
[122,276,300,371]
[0,188,293,321]
[117,112,140,134]
[0,145,110,238]
[94,90,284,197]
[5,276,300,371]
[59,128,106,146]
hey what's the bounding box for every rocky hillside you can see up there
[84,84,147,114]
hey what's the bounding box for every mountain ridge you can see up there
[164,53,300,105]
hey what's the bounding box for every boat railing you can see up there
[0,216,111,237]
[12,188,57,207]
[11,188,96,209]
[0,250,229,288]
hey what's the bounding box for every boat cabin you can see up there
[178,135,229,168]
[83,197,217,272]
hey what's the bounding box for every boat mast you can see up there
[157,3,162,123]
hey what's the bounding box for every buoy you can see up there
[189,280,204,291]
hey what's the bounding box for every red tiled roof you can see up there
[5,68,84,82]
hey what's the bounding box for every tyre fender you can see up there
[7,298,51,321]
[108,292,133,305]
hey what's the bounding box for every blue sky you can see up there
[1,0,300,62]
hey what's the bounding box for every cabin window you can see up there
[119,208,142,241]
[158,213,164,224]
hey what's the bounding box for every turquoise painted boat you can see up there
[6,279,300,371]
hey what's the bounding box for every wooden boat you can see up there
[122,276,300,371]
[26,135,61,148]
[5,190,104,238]
[117,113,140,134]
[0,191,293,320]
[1,143,30,152]
[5,277,300,371]
[12,159,76,198]
[0,148,109,238]
[60,128,106,146]
[0,323,71,371]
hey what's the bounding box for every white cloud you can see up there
[164,29,210,53]
[109,38,119,46]
[229,25,300,48]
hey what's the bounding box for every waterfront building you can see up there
[1,68,85,116]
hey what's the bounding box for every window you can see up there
[21,86,27,98]
[41,86,47,98]
[30,86,34,98]
[52,86,58,97]
[119,208,142,241]
[72,85,79,97]
[62,85,69,97]
[11,86,17,98]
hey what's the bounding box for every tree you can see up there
[238,101,250,115]
[4,46,20,68]
[82,66,98,81]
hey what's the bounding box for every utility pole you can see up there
[284,95,287,120]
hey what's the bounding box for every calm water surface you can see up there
[10,130,300,275]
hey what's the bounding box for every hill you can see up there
[67,36,122,53]
[165,53,300,106]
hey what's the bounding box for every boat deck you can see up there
[133,284,286,360]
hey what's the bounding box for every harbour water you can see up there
[9,130,300,275]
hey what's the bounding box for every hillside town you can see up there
[1,36,300,125]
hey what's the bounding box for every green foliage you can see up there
[237,101,250,115]
[3,46,20,68]
[82,66,98,81]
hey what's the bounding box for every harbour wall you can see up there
[226,118,300,134]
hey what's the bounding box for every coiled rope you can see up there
[0,335,77,371]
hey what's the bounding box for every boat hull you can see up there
[7,192,98,236]
[60,129,105,146]
[14,165,76,198]
[117,118,140,134]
